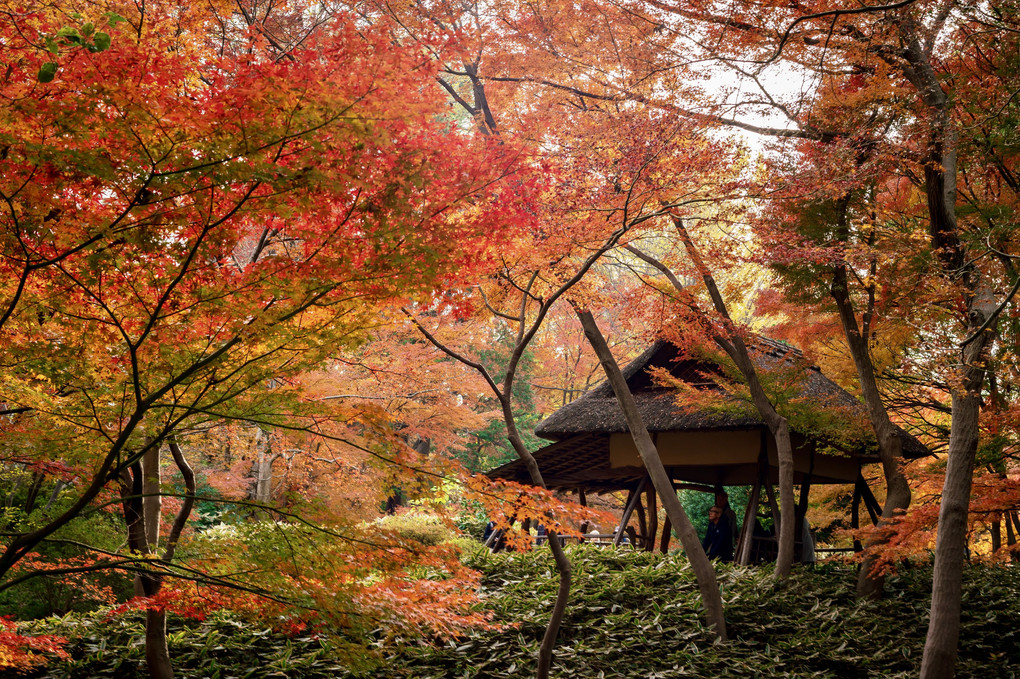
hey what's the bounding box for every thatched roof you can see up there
[534,338,926,455]
[489,338,929,491]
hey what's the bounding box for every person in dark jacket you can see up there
[702,506,733,562]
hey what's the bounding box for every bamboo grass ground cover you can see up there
[12,546,1020,678]
[386,546,1019,678]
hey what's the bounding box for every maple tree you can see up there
[0,0,545,675]
[4,0,1020,677]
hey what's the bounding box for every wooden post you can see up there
[579,488,589,534]
[851,480,863,553]
[738,456,765,565]
[660,515,672,553]
[635,495,648,548]
[795,474,812,562]
[764,481,781,535]
[614,477,647,546]
[645,482,658,552]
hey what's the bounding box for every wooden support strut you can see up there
[614,476,648,546]
[737,450,766,566]
[856,471,882,526]
[635,493,648,547]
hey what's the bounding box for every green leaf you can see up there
[38,62,58,83]
[56,26,82,44]
[104,12,128,27]
[93,32,111,51]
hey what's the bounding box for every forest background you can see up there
[1,0,1019,678]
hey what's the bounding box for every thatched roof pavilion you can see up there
[488,338,929,559]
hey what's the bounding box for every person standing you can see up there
[702,506,734,562]
[715,488,739,545]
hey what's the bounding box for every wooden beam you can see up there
[614,476,647,546]
[672,483,717,494]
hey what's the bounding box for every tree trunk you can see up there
[142,442,161,552]
[500,399,574,679]
[145,605,173,679]
[577,309,727,639]
[252,428,277,504]
[830,264,912,598]
[668,217,796,579]
[920,348,989,679]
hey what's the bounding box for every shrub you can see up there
[376,512,455,547]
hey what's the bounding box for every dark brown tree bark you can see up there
[577,308,727,639]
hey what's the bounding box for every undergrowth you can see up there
[10,546,1019,678]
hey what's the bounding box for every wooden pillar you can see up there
[635,495,648,548]
[660,515,672,553]
[795,474,812,562]
[764,481,781,535]
[851,480,863,553]
[645,482,658,552]
[579,488,589,534]
[614,477,647,546]
[1006,511,1019,563]
[737,455,766,566]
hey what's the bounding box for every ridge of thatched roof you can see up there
[534,338,929,458]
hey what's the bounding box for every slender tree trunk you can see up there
[667,218,796,578]
[830,264,912,598]
[499,399,574,679]
[577,309,727,639]
[23,472,44,515]
[43,480,67,511]
[252,428,278,504]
